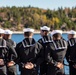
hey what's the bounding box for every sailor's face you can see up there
[4,34,11,39]
[68,34,74,39]
[2,33,4,37]
[40,30,49,36]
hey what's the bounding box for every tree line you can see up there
[0,6,76,31]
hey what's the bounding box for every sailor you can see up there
[66,30,76,75]
[0,28,17,75]
[38,26,52,75]
[3,29,17,75]
[16,28,43,75]
[46,30,67,75]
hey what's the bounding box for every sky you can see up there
[0,0,76,10]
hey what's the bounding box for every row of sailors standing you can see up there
[38,26,76,75]
[38,26,67,75]
[0,26,76,75]
[15,26,76,75]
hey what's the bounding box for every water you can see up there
[12,33,41,43]
[12,33,69,75]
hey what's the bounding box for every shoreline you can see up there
[13,31,40,34]
[13,31,68,34]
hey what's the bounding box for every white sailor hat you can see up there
[40,26,50,31]
[0,28,4,34]
[51,30,62,36]
[23,28,34,33]
[67,30,76,35]
[4,29,13,34]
